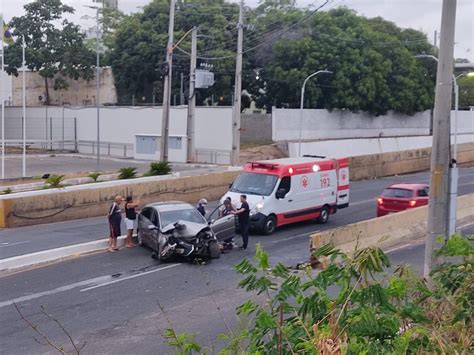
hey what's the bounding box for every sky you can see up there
[0,0,473,61]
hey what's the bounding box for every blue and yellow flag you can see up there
[2,22,14,45]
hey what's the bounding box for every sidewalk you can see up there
[0,201,220,260]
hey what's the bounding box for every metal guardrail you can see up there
[4,140,230,162]
[3,139,133,158]
[195,148,231,164]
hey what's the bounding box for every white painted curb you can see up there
[0,236,127,273]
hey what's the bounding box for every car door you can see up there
[138,207,155,247]
[208,205,235,241]
[148,209,161,252]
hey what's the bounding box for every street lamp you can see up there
[298,70,332,156]
[84,5,101,171]
[415,54,474,235]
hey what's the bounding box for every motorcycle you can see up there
[149,220,221,262]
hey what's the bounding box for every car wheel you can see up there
[317,206,330,224]
[208,241,221,259]
[262,215,277,235]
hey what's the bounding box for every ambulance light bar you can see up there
[249,162,279,170]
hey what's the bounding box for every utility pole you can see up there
[434,30,437,50]
[180,72,184,105]
[95,6,101,171]
[160,0,176,162]
[231,0,244,166]
[0,11,4,180]
[22,37,26,177]
[186,27,197,163]
[424,0,457,280]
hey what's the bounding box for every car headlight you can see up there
[250,200,264,216]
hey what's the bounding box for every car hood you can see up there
[162,220,210,237]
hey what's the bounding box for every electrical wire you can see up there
[176,0,331,61]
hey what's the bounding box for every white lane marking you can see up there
[459,181,474,187]
[80,263,181,292]
[0,264,180,309]
[385,240,425,254]
[349,199,374,206]
[0,275,111,309]
[0,241,31,248]
[270,230,320,244]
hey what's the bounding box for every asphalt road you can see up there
[1,168,473,259]
[0,169,472,354]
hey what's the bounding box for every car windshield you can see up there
[382,188,413,198]
[230,172,278,196]
[160,208,205,228]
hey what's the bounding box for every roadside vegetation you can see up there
[165,235,473,354]
[46,175,65,189]
[11,235,472,354]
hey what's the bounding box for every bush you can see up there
[118,167,137,180]
[88,172,101,182]
[166,236,474,354]
[46,174,65,188]
[2,187,13,194]
[147,161,172,176]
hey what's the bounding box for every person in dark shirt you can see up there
[233,195,250,250]
[197,198,207,217]
[124,196,140,248]
[108,195,123,252]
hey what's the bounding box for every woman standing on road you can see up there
[124,196,140,248]
[108,195,123,252]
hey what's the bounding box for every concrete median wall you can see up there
[348,141,474,181]
[311,193,474,254]
[0,171,240,228]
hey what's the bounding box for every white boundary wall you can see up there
[273,109,474,141]
[4,106,232,163]
[289,134,474,158]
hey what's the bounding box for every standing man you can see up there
[233,195,250,250]
[108,195,123,252]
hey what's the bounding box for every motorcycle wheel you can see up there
[208,241,221,259]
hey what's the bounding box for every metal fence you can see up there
[196,148,231,165]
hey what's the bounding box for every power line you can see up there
[176,0,331,61]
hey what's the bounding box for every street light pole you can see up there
[95,7,100,170]
[84,5,101,171]
[160,0,176,162]
[298,70,332,157]
[415,54,474,237]
[424,0,457,280]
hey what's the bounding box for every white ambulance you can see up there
[221,156,349,235]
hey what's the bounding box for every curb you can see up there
[0,236,127,274]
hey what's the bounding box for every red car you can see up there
[376,183,429,217]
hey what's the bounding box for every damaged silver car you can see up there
[137,201,235,262]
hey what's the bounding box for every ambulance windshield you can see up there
[230,172,278,196]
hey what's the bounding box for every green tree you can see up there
[458,75,474,109]
[109,0,239,105]
[251,7,435,115]
[4,0,95,105]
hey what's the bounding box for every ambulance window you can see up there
[278,176,291,193]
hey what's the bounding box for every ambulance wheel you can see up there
[317,206,330,224]
[262,215,277,235]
